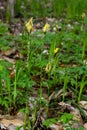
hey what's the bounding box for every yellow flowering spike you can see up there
[45,62,51,73]
[43,23,50,33]
[81,12,86,19]
[25,17,33,33]
[54,48,59,55]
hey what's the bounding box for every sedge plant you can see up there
[62,74,68,101]
[78,76,86,102]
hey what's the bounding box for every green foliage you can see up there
[1,14,87,110]
[66,126,85,130]
[43,113,73,128]
[43,118,58,128]
[0,20,14,50]
[0,21,8,34]
[59,112,73,124]
[0,61,12,109]
[5,0,87,18]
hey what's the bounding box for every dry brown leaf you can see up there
[10,70,16,78]
[58,102,75,111]
[70,108,83,123]
[72,122,83,129]
[79,101,87,110]
[84,122,87,129]
[1,118,24,128]
[1,48,23,60]
[0,56,15,64]
[49,124,63,130]
[16,112,25,121]
[2,49,16,56]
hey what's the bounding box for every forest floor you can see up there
[0,1,87,130]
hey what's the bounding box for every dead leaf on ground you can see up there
[1,56,15,64]
[2,48,17,56]
[79,101,87,110]
[84,122,87,129]
[1,48,23,60]
[49,124,63,130]
[0,118,24,128]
